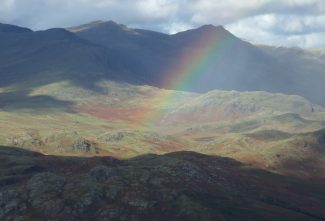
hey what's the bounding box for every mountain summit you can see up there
[68,20,134,33]
[0,21,324,104]
[0,23,32,33]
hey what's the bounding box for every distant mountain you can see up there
[0,23,135,89]
[69,21,285,91]
[0,23,32,33]
[68,20,325,105]
[68,20,179,85]
[257,45,325,105]
[0,21,325,105]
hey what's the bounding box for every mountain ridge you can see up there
[0,23,32,33]
[0,21,325,105]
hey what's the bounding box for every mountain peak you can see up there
[172,24,233,41]
[39,28,81,40]
[67,20,131,33]
[198,24,225,31]
[0,23,32,33]
[195,24,231,35]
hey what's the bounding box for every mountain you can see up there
[0,21,325,105]
[257,45,325,105]
[0,23,135,90]
[67,20,180,86]
[1,146,325,221]
[69,21,282,90]
[69,20,325,105]
[1,21,325,164]
[1,20,325,220]
[0,23,32,33]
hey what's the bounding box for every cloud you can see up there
[226,13,325,48]
[136,0,178,20]
[0,0,180,29]
[0,0,324,48]
[166,22,194,34]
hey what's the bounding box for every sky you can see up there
[0,0,324,48]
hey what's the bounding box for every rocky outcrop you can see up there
[97,131,127,142]
[8,130,43,150]
[6,130,100,154]
[1,147,325,221]
[0,189,26,221]
[72,138,95,152]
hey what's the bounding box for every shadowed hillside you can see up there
[0,23,135,90]
[69,21,289,93]
[1,146,325,221]
[69,21,325,105]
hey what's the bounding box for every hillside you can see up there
[161,90,322,125]
[1,146,325,221]
[0,80,324,178]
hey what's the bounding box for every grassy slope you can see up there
[0,80,197,157]
[0,80,325,176]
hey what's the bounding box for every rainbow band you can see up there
[163,26,233,91]
[138,27,234,127]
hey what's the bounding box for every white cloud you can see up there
[226,14,325,48]
[188,0,270,24]
[166,22,193,34]
[136,0,177,20]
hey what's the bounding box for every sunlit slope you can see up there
[0,81,196,157]
[188,129,325,178]
[161,90,323,126]
[1,80,324,165]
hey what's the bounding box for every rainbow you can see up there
[163,27,232,91]
[136,27,234,127]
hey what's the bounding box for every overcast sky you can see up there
[0,0,324,48]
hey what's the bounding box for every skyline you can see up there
[0,0,324,48]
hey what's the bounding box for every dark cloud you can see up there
[0,0,324,48]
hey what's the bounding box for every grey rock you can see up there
[61,177,103,219]
[26,172,66,217]
[72,138,93,152]
[89,166,118,182]
[0,190,21,219]
[97,131,126,142]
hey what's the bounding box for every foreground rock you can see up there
[1,146,325,221]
